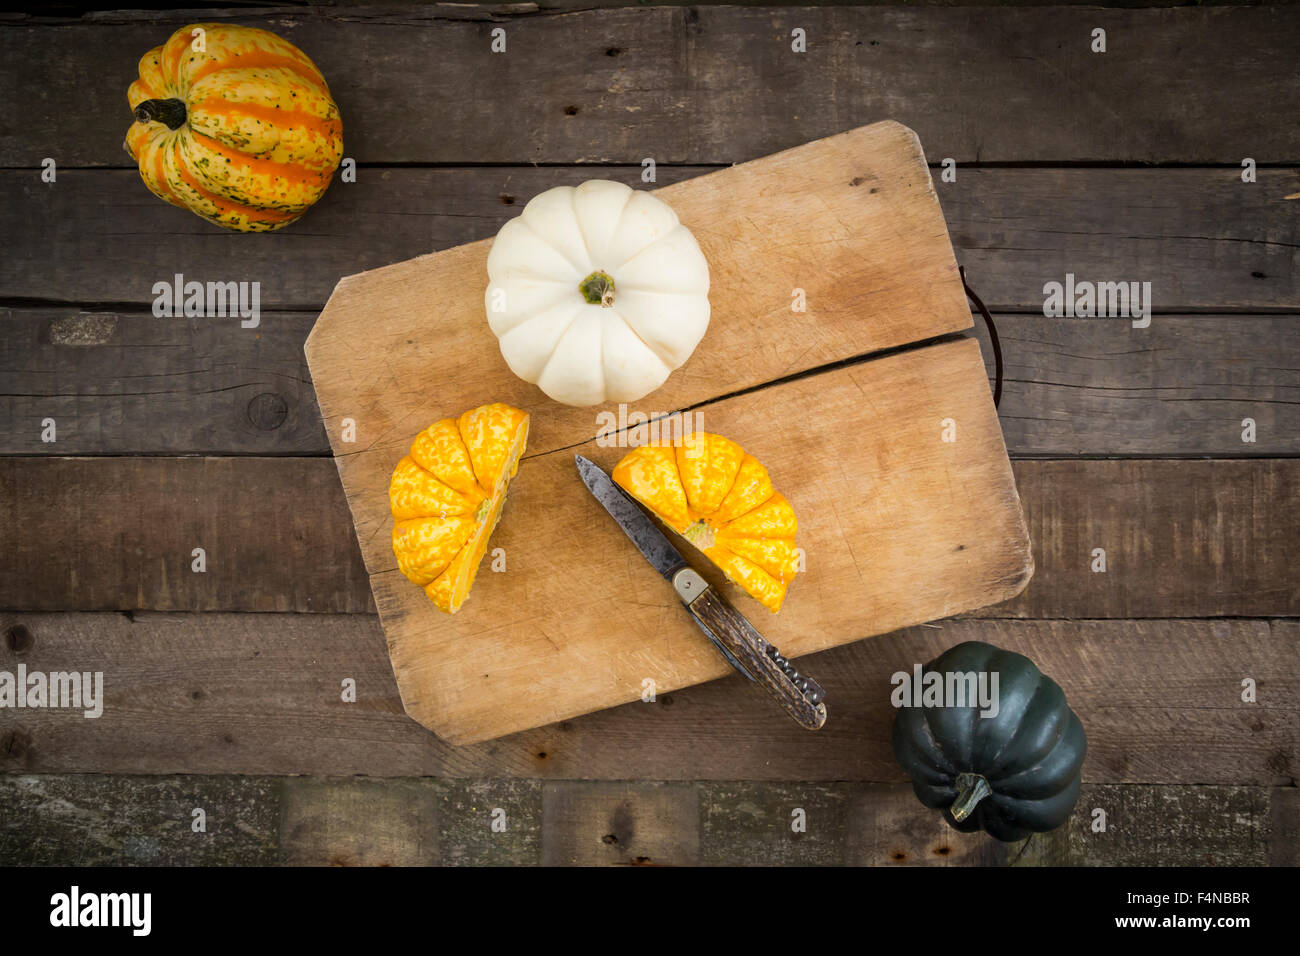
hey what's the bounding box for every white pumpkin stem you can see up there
[580,271,616,307]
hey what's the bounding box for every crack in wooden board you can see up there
[305,121,970,458]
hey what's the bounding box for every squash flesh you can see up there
[391,403,529,614]
[612,433,799,612]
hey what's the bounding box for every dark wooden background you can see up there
[0,1,1297,866]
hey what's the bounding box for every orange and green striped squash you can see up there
[125,23,343,232]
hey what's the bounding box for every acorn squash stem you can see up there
[950,773,992,822]
[134,98,188,130]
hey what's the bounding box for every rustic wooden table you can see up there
[0,1,1296,866]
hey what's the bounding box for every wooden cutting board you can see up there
[305,121,1032,744]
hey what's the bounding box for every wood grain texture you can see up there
[4,168,1295,312]
[1,457,1296,617]
[702,781,853,865]
[0,774,1287,866]
[948,168,1300,313]
[5,308,1297,456]
[1014,784,1272,866]
[1270,787,1300,866]
[0,166,707,310]
[4,7,1298,165]
[280,777,441,865]
[0,308,330,455]
[31,1,1296,13]
[0,457,375,613]
[305,121,971,458]
[976,314,1300,457]
[983,459,1300,619]
[541,781,700,865]
[842,782,1011,865]
[0,774,280,866]
[2,614,1293,784]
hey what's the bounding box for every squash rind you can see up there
[125,23,343,232]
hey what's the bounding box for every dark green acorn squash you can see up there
[891,641,1086,841]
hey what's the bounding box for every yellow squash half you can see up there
[390,403,529,613]
[612,433,800,611]
[126,23,343,232]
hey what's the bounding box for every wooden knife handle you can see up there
[686,586,828,731]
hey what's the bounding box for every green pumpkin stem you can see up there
[133,98,188,131]
[950,772,992,822]
[580,271,616,307]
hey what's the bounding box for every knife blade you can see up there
[576,454,827,731]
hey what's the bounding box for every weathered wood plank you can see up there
[983,459,1300,619]
[3,168,1294,311]
[0,167,705,310]
[0,774,1285,866]
[1,458,1295,617]
[0,308,329,455]
[541,781,700,865]
[0,457,375,613]
[0,774,279,865]
[704,783,1276,866]
[280,777,442,865]
[39,1,1300,15]
[284,776,549,866]
[437,778,544,865]
[4,7,1297,166]
[843,782,1012,865]
[1015,784,1271,866]
[4,308,1296,456]
[702,781,853,865]
[975,314,1300,457]
[947,168,1300,313]
[2,614,1294,782]
[1270,786,1300,866]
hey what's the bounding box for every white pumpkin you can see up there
[484,180,711,407]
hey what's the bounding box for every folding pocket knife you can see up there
[575,455,827,730]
